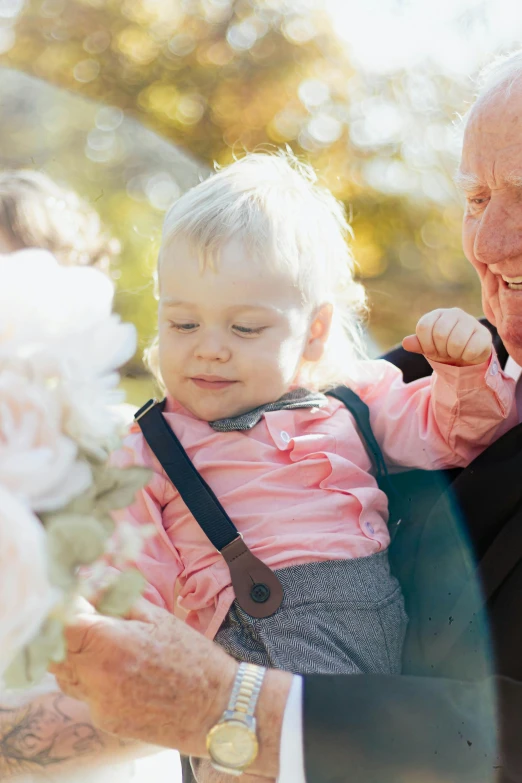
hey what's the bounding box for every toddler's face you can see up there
[157,236,317,421]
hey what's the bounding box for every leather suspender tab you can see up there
[221,537,284,618]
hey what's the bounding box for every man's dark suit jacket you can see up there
[304,326,522,783]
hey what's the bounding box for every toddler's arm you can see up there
[357,308,517,470]
[108,433,184,613]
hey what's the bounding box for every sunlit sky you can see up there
[327,0,522,75]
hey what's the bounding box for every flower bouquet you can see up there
[0,249,151,688]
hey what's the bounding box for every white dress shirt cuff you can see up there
[277,675,306,783]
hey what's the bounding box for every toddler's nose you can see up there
[194,331,231,362]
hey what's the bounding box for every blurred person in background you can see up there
[0,169,119,271]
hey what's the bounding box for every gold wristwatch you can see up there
[206,662,266,776]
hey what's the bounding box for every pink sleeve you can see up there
[110,434,184,613]
[353,350,517,470]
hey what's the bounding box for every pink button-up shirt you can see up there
[111,355,516,639]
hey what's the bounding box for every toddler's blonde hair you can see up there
[149,150,368,391]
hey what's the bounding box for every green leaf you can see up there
[46,465,152,521]
[46,514,109,587]
[97,513,116,535]
[2,650,32,689]
[54,483,97,516]
[96,569,146,617]
[90,465,152,513]
[3,618,65,689]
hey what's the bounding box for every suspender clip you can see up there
[134,398,159,422]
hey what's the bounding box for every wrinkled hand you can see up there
[49,598,237,757]
[402,308,493,366]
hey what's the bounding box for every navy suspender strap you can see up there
[134,398,283,619]
[326,385,400,530]
[326,386,387,475]
[136,399,237,550]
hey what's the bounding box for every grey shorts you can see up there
[214,550,408,675]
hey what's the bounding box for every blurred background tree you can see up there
[0,0,517,398]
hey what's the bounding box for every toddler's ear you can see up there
[303,303,333,363]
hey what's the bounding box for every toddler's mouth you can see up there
[190,376,237,390]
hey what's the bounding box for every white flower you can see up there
[0,249,114,343]
[0,248,146,688]
[0,370,92,511]
[0,249,136,458]
[0,485,58,679]
[51,315,136,458]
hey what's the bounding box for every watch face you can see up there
[207,720,258,768]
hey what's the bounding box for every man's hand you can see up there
[49,598,292,778]
[50,598,237,758]
[402,308,493,366]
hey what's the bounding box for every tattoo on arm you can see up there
[0,693,104,778]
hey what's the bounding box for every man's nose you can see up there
[474,201,522,266]
[194,330,231,362]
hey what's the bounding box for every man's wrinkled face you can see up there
[459,83,522,364]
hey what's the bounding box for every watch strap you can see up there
[207,663,265,776]
[225,662,265,722]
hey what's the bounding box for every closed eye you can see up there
[169,322,198,332]
[232,325,266,336]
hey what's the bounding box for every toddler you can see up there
[112,152,515,682]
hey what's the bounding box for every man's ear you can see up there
[302,303,333,363]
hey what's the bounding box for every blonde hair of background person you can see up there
[145,150,369,391]
[0,169,120,272]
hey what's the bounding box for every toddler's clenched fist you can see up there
[402,308,492,366]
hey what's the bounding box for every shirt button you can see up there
[280,430,291,443]
[491,361,499,376]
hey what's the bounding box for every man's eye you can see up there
[232,325,265,336]
[170,322,198,332]
[469,196,489,206]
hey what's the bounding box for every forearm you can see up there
[232,669,292,779]
[429,353,516,464]
[51,603,294,778]
[0,690,158,780]
[249,669,292,777]
[380,357,514,471]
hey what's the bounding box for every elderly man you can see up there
[4,51,522,783]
